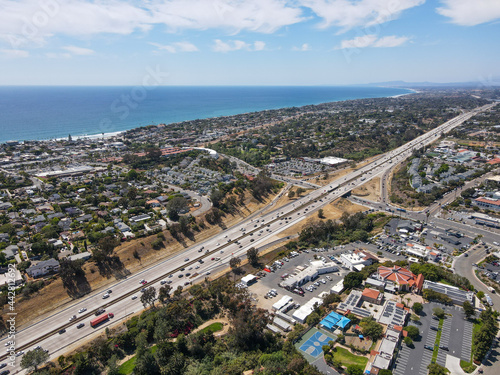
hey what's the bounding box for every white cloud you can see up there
[253,41,266,50]
[292,43,311,51]
[299,0,425,32]
[149,41,198,53]
[437,0,500,26]
[150,0,304,34]
[1,49,29,58]
[339,34,377,49]
[338,34,409,49]
[213,39,265,52]
[62,45,94,55]
[0,0,304,49]
[373,35,409,47]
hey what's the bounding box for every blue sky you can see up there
[1,0,500,85]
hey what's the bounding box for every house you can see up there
[130,214,151,223]
[3,245,18,260]
[26,259,60,278]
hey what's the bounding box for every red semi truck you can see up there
[90,313,114,328]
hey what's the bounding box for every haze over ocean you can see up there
[0,86,412,143]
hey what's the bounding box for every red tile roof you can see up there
[378,266,417,285]
[362,288,380,300]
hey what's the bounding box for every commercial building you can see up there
[280,261,338,289]
[292,297,323,324]
[337,290,372,318]
[473,197,500,212]
[368,326,402,373]
[272,295,293,312]
[423,280,474,305]
[240,274,257,286]
[377,300,409,326]
[340,250,378,271]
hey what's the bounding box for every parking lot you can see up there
[393,302,473,375]
[381,218,473,258]
[248,249,350,312]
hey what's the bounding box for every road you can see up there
[2,103,496,373]
[454,245,500,307]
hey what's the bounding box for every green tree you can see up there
[476,291,485,300]
[463,300,475,319]
[403,325,419,340]
[318,209,325,219]
[296,187,305,197]
[344,272,364,289]
[360,317,384,341]
[346,365,364,375]
[20,348,50,372]
[288,190,295,199]
[158,285,172,305]
[247,247,259,266]
[412,302,423,314]
[433,307,445,319]
[427,363,450,375]
[404,336,413,346]
[229,257,241,271]
[140,286,157,309]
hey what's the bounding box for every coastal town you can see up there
[1,88,500,375]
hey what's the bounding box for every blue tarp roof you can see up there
[320,311,351,330]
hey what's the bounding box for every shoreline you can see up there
[1,87,415,145]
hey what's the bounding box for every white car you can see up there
[205,271,211,275]
[131,295,137,300]
[78,308,87,313]
[102,294,110,299]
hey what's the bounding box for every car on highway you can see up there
[0,363,6,369]
[178,274,184,278]
[184,258,189,262]
[102,293,110,299]
[15,351,24,357]
[95,308,105,316]
[78,308,87,313]
[0,369,10,375]
[77,323,85,329]
[58,329,66,335]
[131,295,137,300]
[69,315,77,322]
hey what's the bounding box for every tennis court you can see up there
[299,330,333,358]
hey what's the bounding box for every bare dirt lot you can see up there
[352,177,381,202]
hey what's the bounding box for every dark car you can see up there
[77,323,85,329]
[0,370,10,375]
[0,364,6,369]
[430,326,439,331]
[440,346,448,351]
[95,308,105,316]
[58,329,66,334]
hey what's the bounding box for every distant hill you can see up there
[360,79,500,88]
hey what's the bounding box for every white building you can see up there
[340,250,377,271]
[272,295,293,312]
[26,259,60,278]
[281,261,338,289]
[241,274,257,286]
[292,297,323,324]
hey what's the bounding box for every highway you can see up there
[2,102,496,373]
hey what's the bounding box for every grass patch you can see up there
[118,345,157,375]
[470,319,483,361]
[333,347,369,367]
[431,318,444,363]
[460,359,477,373]
[437,279,454,286]
[200,322,223,334]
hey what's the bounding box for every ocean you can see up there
[0,86,413,143]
